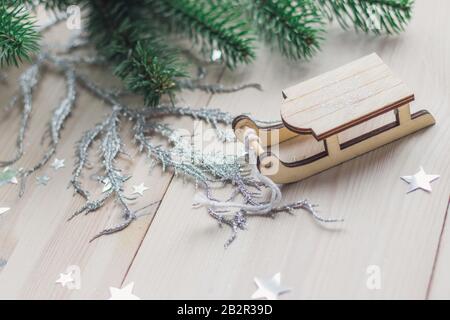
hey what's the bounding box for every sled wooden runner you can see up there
[233,53,436,184]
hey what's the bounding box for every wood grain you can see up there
[122,0,450,299]
[0,13,223,299]
[0,0,449,299]
[280,53,415,139]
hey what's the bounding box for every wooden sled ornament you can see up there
[233,53,436,184]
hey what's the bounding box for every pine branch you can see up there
[144,0,255,68]
[0,3,40,67]
[317,0,414,34]
[87,0,185,106]
[248,0,325,60]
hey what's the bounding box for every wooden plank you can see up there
[0,21,223,298]
[122,0,450,299]
[428,200,450,299]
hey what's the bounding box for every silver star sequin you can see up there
[109,282,140,300]
[211,49,222,62]
[56,272,74,287]
[132,183,149,196]
[401,166,440,193]
[102,178,112,193]
[251,273,291,300]
[51,158,65,170]
[36,175,51,186]
[0,167,18,187]
[0,207,10,216]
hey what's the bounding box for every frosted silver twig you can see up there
[1,46,337,247]
[0,59,42,167]
[177,79,262,94]
[19,68,77,196]
[71,120,108,199]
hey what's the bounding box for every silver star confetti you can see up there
[109,282,140,300]
[36,175,51,186]
[56,265,81,290]
[102,177,112,193]
[0,167,18,187]
[51,158,65,170]
[56,272,74,287]
[132,183,149,197]
[401,166,440,193]
[0,207,10,216]
[251,273,291,300]
[211,49,222,62]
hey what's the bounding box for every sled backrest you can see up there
[280,53,415,140]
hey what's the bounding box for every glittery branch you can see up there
[71,120,108,199]
[89,217,134,243]
[19,67,77,196]
[0,60,42,167]
[100,109,133,213]
[270,200,343,223]
[68,191,113,221]
[209,208,247,248]
[207,193,341,247]
[144,105,234,125]
[177,79,262,94]
[1,44,337,246]
[83,107,137,240]
[193,148,342,246]
[45,67,77,146]
[133,115,208,184]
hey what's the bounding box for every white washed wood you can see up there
[0,18,223,298]
[0,0,448,299]
[123,0,450,299]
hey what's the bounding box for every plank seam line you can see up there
[425,195,450,299]
[120,173,175,287]
[120,67,227,287]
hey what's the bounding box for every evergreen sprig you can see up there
[1,0,416,105]
[145,0,255,68]
[0,3,40,66]
[248,0,326,60]
[87,0,185,106]
[318,0,414,34]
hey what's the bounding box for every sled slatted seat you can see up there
[281,53,414,140]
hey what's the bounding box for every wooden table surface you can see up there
[0,0,449,299]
